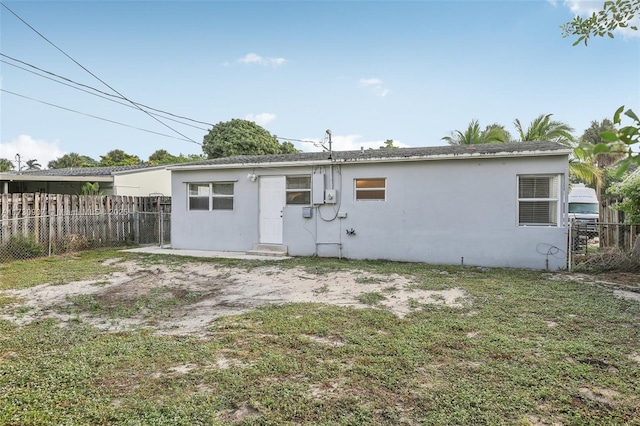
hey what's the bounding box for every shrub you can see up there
[62,234,90,253]
[0,235,46,261]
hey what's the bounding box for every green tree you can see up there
[80,182,104,195]
[148,149,178,165]
[48,153,97,169]
[0,158,15,172]
[514,114,575,146]
[202,119,299,159]
[598,107,640,172]
[563,1,639,170]
[608,172,640,223]
[581,119,616,145]
[561,0,639,46]
[25,159,41,170]
[380,139,399,149]
[99,149,142,166]
[148,150,205,165]
[579,118,625,170]
[442,120,510,145]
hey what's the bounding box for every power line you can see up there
[0,58,209,131]
[0,2,200,145]
[0,53,215,128]
[277,136,319,144]
[1,88,201,144]
[2,54,321,147]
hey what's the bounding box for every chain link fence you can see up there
[569,221,640,272]
[0,212,170,263]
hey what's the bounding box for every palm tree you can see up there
[25,159,41,170]
[482,123,512,143]
[514,114,575,146]
[442,120,510,145]
[571,143,602,186]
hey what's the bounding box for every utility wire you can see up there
[0,2,200,144]
[0,56,320,148]
[1,59,209,131]
[2,53,322,146]
[1,88,201,144]
[277,136,320,145]
[0,53,215,128]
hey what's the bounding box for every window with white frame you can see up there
[517,175,561,226]
[188,182,234,211]
[286,176,311,205]
[355,178,386,201]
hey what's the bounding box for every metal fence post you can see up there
[48,214,53,257]
[159,211,164,248]
[567,220,573,272]
[134,212,140,244]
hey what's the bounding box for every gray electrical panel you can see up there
[312,173,325,205]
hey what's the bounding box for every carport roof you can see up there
[0,164,165,182]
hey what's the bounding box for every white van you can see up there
[568,184,599,229]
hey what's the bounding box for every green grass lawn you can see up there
[0,251,639,425]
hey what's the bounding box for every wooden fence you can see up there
[0,193,170,218]
[600,197,638,251]
[0,193,171,249]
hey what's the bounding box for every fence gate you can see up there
[568,221,640,272]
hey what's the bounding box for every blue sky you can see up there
[1,0,639,168]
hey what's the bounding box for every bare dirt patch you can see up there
[0,258,469,335]
[552,271,640,302]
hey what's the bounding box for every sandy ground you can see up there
[0,258,468,335]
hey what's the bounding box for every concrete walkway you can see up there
[122,246,291,261]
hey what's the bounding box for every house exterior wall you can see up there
[171,154,569,269]
[113,169,171,196]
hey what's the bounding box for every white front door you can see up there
[259,176,286,244]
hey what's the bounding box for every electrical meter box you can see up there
[312,174,325,205]
[324,189,338,204]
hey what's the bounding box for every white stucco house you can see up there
[169,141,572,269]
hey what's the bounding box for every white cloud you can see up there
[245,113,277,126]
[562,0,600,15]
[358,77,390,97]
[236,53,288,67]
[0,135,64,170]
[300,134,410,153]
[359,78,383,87]
[238,53,265,64]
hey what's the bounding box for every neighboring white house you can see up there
[0,165,172,196]
[169,141,571,269]
[112,166,172,196]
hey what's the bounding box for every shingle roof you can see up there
[3,164,157,177]
[171,141,570,169]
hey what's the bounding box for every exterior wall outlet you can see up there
[338,211,347,218]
